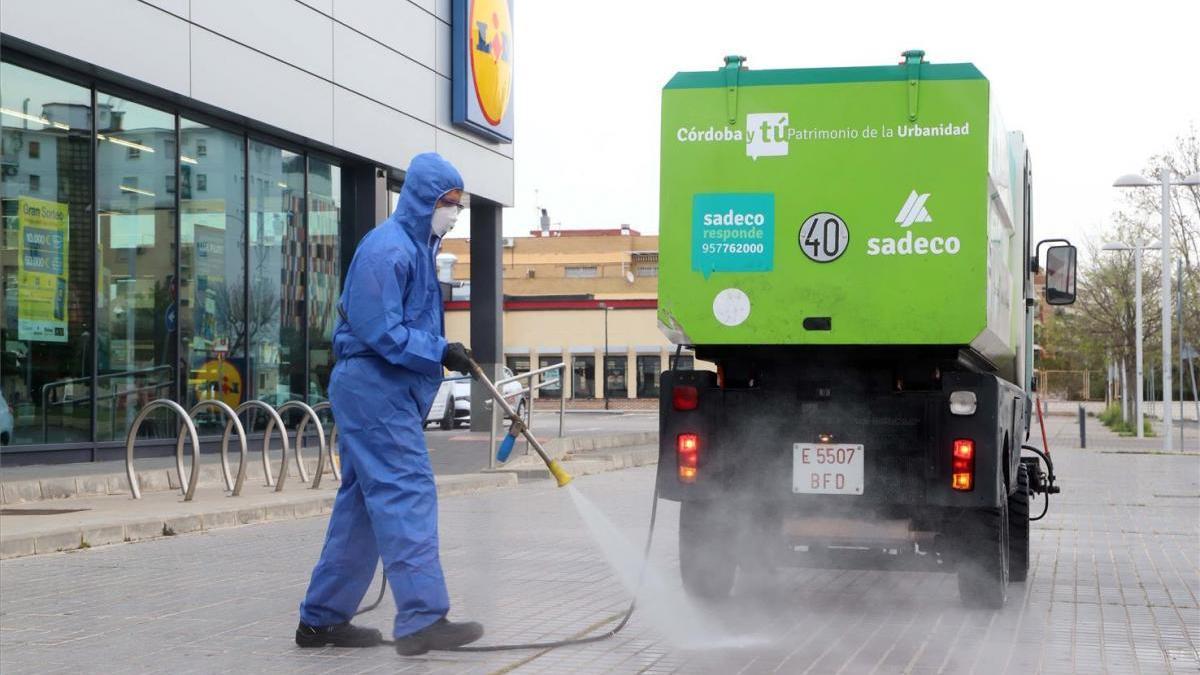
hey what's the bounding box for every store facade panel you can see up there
[0,0,513,205]
[190,30,337,146]
[332,23,437,123]
[331,0,437,67]
[191,0,336,80]
[0,0,193,94]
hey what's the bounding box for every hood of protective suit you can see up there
[391,152,464,243]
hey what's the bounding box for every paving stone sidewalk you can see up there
[0,433,654,560]
[1,419,1197,673]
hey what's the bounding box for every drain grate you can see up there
[0,507,91,516]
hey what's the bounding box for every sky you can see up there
[452,0,1199,259]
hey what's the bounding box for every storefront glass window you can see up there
[506,355,529,376]
[636,355,661,398]
[180,119,245,426]
[0,59,355,457]
[537,355,561,399]
[307,158,340,404]
[669,354,694,370]
[248,141,305,406]
[572,355,595,399]
[0,63,94,446]
[96,92,176,441]
[604,355,626,399]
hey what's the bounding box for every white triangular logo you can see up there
[895,190,933,228]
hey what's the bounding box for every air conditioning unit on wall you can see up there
[502,237,515,248]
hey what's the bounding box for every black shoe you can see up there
[393,618,484,656]
[295,621,382,648]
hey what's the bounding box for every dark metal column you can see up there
[345,165,388,249]
[469,199,503,431]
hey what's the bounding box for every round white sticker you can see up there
[712,288,751,326]
[799,212,849,263]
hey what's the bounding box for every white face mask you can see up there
[431,206,459,238]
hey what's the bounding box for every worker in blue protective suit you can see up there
[296,153,482,656]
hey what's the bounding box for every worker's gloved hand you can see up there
[442,342,473,374]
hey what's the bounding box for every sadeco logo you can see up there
[745,113,789,159]
[866,190,961,256]
[692,193,775,277]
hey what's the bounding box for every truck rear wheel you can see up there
[679,500,736,600]
[1008,463,1031,582]
[956,473,1010,608]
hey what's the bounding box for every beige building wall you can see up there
[440,234,659,297]
[445,307,689,400]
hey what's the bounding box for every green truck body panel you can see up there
[658,60,1026,374]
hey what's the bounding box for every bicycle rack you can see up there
[308,402,340,489]
[326,426,342,482]
[177,400,248,497]
[276,401,322,485]
[126,399,201,501]
[226,400,291,492]
[123,396,351,499]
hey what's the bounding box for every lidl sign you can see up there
[451,0,514,143]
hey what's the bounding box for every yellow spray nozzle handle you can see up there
[548,460,573,488]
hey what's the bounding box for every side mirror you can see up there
[1044,245,1077,305]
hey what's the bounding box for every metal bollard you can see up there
[1078,405,1086,448]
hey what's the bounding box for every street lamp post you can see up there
[1114,170,1200,451]
[1102,239,1161,439]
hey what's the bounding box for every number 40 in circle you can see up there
[799,212,849,263]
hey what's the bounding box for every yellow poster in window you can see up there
[17,196,69,343]
[193,358,243,408]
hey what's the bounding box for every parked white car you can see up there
[0,390,13,445]
[425,368,526,430]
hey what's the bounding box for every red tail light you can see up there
[677,433,699,483]
[951,438,974,491]
[672,385,699,411]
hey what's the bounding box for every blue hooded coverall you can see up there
[300,153,462,639]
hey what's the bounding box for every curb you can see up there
[1,455,333,505]
[538,432,657,461]
[490,444,659,482]
[0,472,516,561]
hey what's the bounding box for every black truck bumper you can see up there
[656,368,1023,513]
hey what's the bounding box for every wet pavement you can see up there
[1,417,1197,673]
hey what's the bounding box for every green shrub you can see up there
[1098,405,1123,427]
[1098,405,1156,436]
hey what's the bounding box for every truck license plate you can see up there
[793,444,864,495]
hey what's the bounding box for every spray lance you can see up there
[467,358,573,487]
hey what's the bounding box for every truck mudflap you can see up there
[657,368,1021,510]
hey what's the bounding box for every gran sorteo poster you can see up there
[17,196,69,343]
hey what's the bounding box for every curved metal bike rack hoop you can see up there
[227,400,291,492]
[179,400,248,496]
[308,402,340,489]
[276,401,323,486]
[126,399,201,501]
[326,425,342,482]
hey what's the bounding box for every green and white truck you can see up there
[655,51,1075,607]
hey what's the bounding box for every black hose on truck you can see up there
[1020,443,1059,521]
